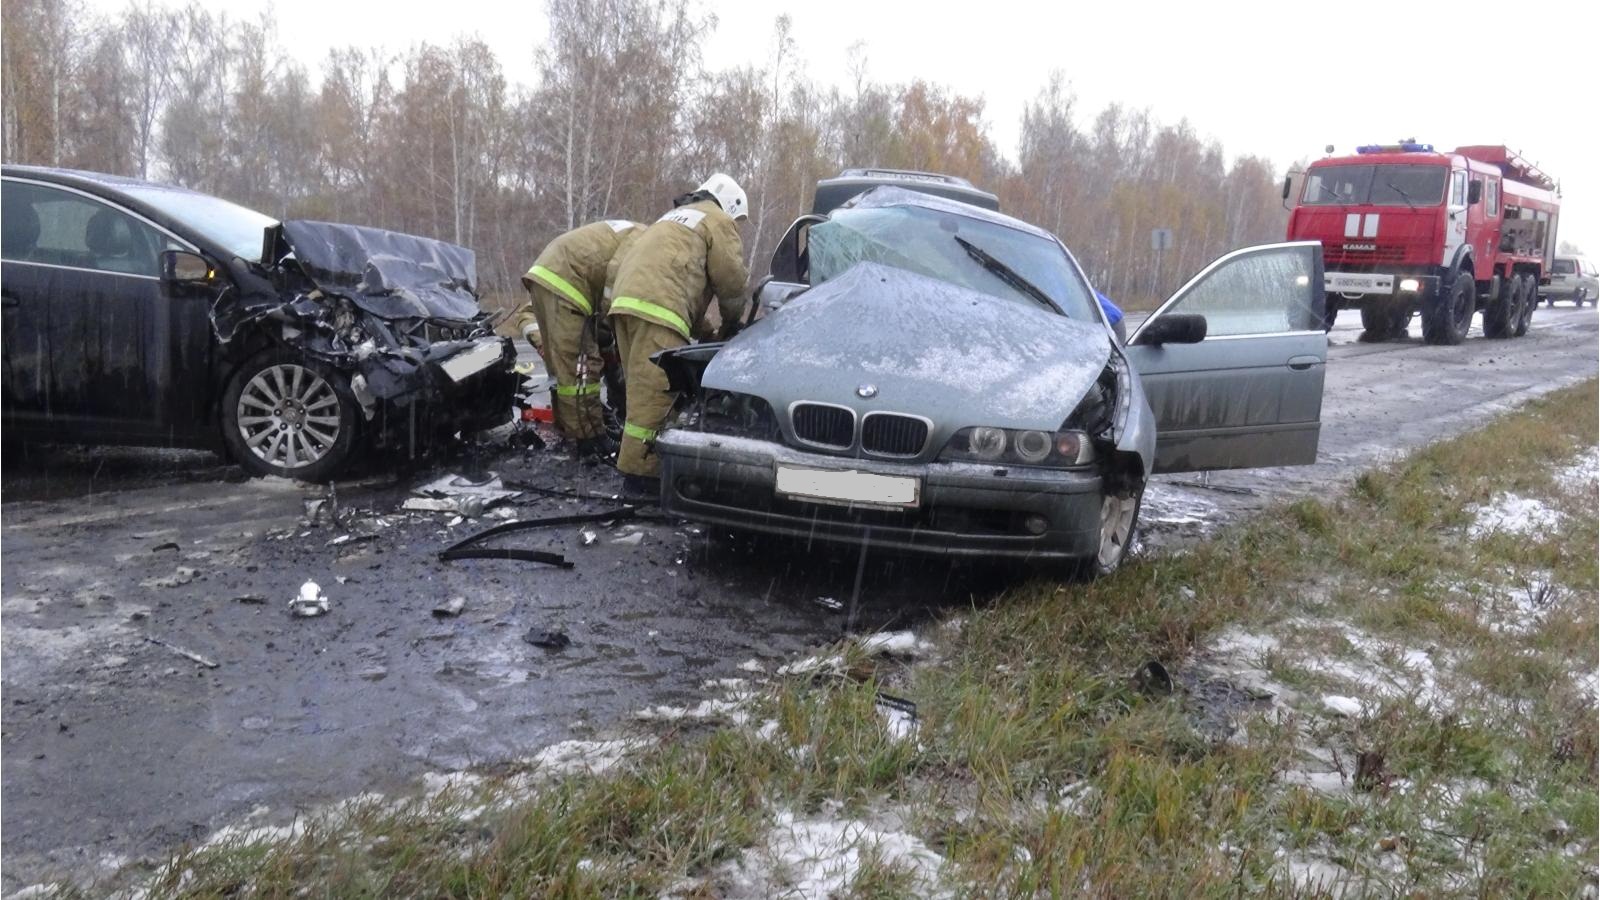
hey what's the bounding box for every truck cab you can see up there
[1286,142,1559,345]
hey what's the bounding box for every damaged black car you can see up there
[1,166,518,481]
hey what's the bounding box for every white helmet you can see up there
[698,173,748,221]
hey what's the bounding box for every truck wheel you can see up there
[1513,275,1535,337]
[1423,271,1474,345]
[1359,303,1400,341]
[1482,277,1514,339]
[221,349,360,482]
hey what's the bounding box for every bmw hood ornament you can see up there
[856,384,878,399]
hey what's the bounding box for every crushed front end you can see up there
[213,220,517,446]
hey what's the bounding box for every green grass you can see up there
[46,381,1599,898]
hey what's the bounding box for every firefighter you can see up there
[516,219,643,458]
[607,173,749,496]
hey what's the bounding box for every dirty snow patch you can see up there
[531,738,644,776]
[1468,493,1562,538]
[1322,695,1363,717]
[634,697,748,723]
[859,630,933,658]
[718,807,945,899]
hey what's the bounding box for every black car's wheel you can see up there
[1076,483,1143,580]
[1422,270,1474,345]
[221,349,359,481]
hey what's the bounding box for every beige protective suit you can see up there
[607,199,748,476]
[517,220,642,440]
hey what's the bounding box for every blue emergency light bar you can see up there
[1357,142,1434,154]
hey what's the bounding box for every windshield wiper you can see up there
[953,235,1058,313]
[1382,179,1418,210]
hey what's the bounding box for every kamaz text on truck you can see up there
[1284,142,1561,344]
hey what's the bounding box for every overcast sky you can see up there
[87,0,1600,250]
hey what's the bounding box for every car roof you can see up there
[842,185,1056,243]
[2,164,224,202]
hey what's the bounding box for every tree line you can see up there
[2,0,1290,308]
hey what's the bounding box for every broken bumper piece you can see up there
[355,336,518,437]
[656,430,1105,560]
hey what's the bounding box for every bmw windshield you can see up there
[806,204,1096,320]
[117,183,278,262]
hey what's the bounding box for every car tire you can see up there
[221,349,360,482]
[1422,270,1474,345]
[1482,276,1515,339]
[1513,275,1535,337]
[1075,483,1143,581]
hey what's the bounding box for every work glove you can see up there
[521,322,542,354]
[716,318,744,342]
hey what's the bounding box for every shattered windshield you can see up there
[807,204,1095,320]
[117,183,278,262]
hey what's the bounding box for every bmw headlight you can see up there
[940,427,1095,467]
[672,389,780,440]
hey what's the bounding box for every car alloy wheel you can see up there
[1097,491,1140,571]
[236,363,343,470]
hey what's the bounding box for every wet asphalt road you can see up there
[2,305,1596,890]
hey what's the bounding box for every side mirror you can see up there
[161,249,213,284]
[1468,180,1482,205]
[1281,175,1292,200]
[753,276,807,314]
[1134,313,1207,346]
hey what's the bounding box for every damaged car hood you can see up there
[277,220,482,321]
[703,262,1110,431]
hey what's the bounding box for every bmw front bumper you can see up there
[656,430,1106,561]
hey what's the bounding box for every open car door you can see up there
[1123,241,1326,474]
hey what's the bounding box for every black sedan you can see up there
[1,166,518,480]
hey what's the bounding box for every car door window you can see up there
[2,180,163,277]
[1158,244,1320,337]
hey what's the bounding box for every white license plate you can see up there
[440,339,504,383]
[775,465,920,508]
[1325,272,1394,295]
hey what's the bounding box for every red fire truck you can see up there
[1285,142,1561,344]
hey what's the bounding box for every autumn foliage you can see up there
[2,0,1287,307]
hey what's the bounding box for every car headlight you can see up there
[940,427,1095,467]
[968,426,1007,460]
[673,389,780,440]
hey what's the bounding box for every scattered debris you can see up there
[1135,659,1174,695]
[738,658,766,674]
[234,595,268,605]
[438,508,637,566]
[289,581,330,618]
[325,533,377,548]
[142,567,198,589]
[407,473,522,518]
[432,597,466,618]
[524,629,570,650]
[144,636,219,669]
[612,532,644,546]
[151,542,180,553]
[813,596,843,611]
[581,530,598,546]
